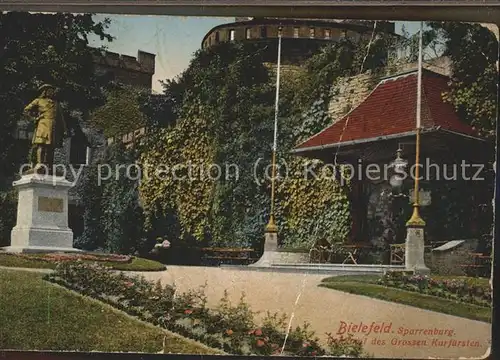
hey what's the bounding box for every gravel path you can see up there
[132,266,491,359]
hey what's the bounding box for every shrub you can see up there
[0,190,17,247]
[46,262,366,356]
[378,271,491,307]
[76,144,149,255]
[326,333,365,357]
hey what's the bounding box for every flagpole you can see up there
[407,21,425,226]
[266,26,282,233]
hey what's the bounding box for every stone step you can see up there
[223,263,405,275]
[221,264,372,275]
[270,263,405,273]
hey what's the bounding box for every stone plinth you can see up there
[405,226,430,274]
[249,231,278,267]
[1,173,79,253]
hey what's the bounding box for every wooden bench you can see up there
[308,240,372,265]
[390,244,405,265]
[461,253,491,277]
[308,239,334,263]
[340,243,372,265]
[201,248,256,265]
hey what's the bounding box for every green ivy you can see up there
[89,84,148,138]
[427,22,498,140]
[0,190,17,247]
[76,143,148,255]
[139,35,394,249]
[74,162,105,251]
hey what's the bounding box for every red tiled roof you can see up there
[295,69,477,151]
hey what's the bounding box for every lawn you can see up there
[320,275,491,323]
[0,253,166,271]
[0,269,222,354]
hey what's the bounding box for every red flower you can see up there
[254,328,263,336]
[124,281,134,288]
[184,309,193,315]
[303,342,310,348]
[311,351,317,356]
[226,329,233,336]
[256,339,265,347]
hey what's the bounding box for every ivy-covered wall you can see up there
[139,35,394,250]
[75,23,496,255]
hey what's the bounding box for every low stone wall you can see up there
[273,251,310,264]
[426,239,479,276]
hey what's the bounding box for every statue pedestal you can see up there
[1,174,79,253]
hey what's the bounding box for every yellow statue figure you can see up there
[24,84,68,173]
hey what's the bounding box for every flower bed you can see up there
[16,252,132,263]
[45,262,366,357]
[378,271,491,308]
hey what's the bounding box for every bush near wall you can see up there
[46,262,367,357]
[0,190,17,247]
[75,144,150,255]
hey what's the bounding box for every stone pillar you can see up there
[405,224,430,274]
[1,173,79,253]
[249,229,278,267]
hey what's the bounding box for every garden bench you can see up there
[201,248,256,265]
[341,243,372,265]
[308,239,334,263]
[390,244,405,265]
[205,256,249,260]
[308,240,372,264]
[460,253,491,277]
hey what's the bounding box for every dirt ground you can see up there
[133,266,491,359]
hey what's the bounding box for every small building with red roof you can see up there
[291,68,491,255]
[293,69,485,163]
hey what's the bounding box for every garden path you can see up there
[133,266,491,359]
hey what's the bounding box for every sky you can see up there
[88,15,423,93]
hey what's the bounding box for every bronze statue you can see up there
[24,84,68,174]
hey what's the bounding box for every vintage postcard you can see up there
[0,11,496,359]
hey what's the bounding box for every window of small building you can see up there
[260,26,267,38]
[208,37,212,46]
[215,31,220,42]
[293,27,299,38]
[246,28,251,39]
[309,27,315,38]
[230,29,235,41]
[324,29,331,39]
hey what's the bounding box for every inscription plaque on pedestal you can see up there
[38,196,64,213]
[4,174,76,252]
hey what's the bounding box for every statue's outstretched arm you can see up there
[24,99,39,116]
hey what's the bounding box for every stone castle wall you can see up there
[266,56,451,123]
[92,49,156,89]
[327,56,451,123]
